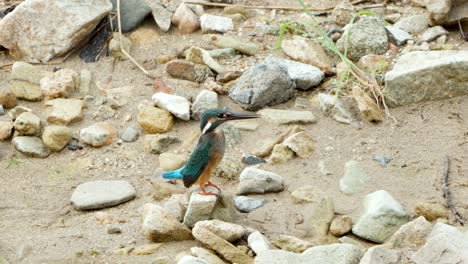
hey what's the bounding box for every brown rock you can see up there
[0,87,17,109]
[153,79,173,94]
[42,125,72,151]
[166,60,213,83]
[415,202,448,221]
[329,215,353,237]
[171,3,200,34]
[271,235,315,253]
[356,54,391,73]
[137,107,174,134]
[0,121,14,141]
[352,86,384,122]
[40,69,79,99]
[14,112,41,136]
[216,70,242,83]
[45,99,84,125]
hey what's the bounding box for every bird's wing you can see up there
[181,136,212,188]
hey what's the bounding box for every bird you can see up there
[162,108,258,195]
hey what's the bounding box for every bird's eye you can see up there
[217,113,224,118]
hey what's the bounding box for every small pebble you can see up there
[372,154,392,166]
[107,225,122,234]
[242,155,266,165]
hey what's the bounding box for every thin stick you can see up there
[117,0,155,79]
[442,156,465,226]
[184,1,385,11]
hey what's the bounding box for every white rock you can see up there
[192,90,218,116]
[237,167,284,195]
[183,187,220,227]
[352,190,409,243]
[419,26,449,43]
[340,160,369,194]
[152,93,191,121]
[359,246,400,264]
[248,231,274,255]
[394,15,429,34]
[387,216,433,250]
[385,26,412,46]
[200,14,234,33]
[145,0,173,32]
[80,123,116,147]
[70,180,136,210]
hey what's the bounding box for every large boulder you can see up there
[384,50,468,107]
[0,0,112,62]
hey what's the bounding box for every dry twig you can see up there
[442,156,465,226]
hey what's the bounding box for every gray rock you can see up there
[257,109,315,125]
[352,190,409,243]
[200,14,234,33]
[183,187,220,227]
[186,46,225,74]
[111,0,151,32]
[394,14,429,34]
[0,0,112,62]
[340,160,369,195]
[12,136,51,158]
[248,231,274,255]
[264,56,324,90]
[106,225,122,234]
[337,16,388,61]
[386,26,412,46]
[384,50,468,107]
[235,196,267,213]
[359,246,400,264]
[333,96,363,127]
[210,192,237,223]
[0,105,4,115]
[419,26,449,43]
[213,153,245,180]
[209,48,236,59]
[411,223,468,264]
[152,93,191,121]
[70,180,136,210]
[141,203,193,242]
[145,0,173,32]
[387,216,433,250]
[144,134,181,154]
[121,127,139,142]
[372,154,392,166]
[229,63,295,111]
[204,34,259,56]
[237,167,284,195]
[192,90,218,117]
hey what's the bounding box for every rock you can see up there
[10,81,43,101]
[192,223,254,264]
[237,167,284,195]
[384,50,468,107]
[145,0,172,32]
[385,26,412,46]
[11,61,48,84]
[144,134,181,154]
[352,190,409,243]
[13,112,41,136]
[42,125,72,151]
[138,106,174,133]
[330,215,353,237]
[235,196,267,213]
[141,203,193,242]
[203,34,259,56]
[196,220,244,242]
[178,256,209,264]
[186,46,225,74]
[412,223,468,264]
[290,186,335,237]
[183,187,220,227]
[159,153,186,171]
[8,106,32,120]
[166,60,213,83]
[271,235,314,253]
[40,69,79,99]
[200,14,233,33]
[152,256,171,264]
[0,121,14,141]
[282,131,315,158]
[281,36,334,74]
[359,246,400,264]
[213,154,245,180]
[120,127,139,143]
[191,247,225,264]
[70,180,136,210]
[192,90,218,118]
[163,195,187,222]
[419,26,449,43]
[110,0,151,32]
[264,56,324,90]
[132,243,163,255]
[248,231,274,255]
[333,96,363,127]
[229,63,295,111]
[80,123,117,147]
[109,33,132,60]
[151,177,185,201]
[153,79,174,94]
[394,15,429,34]
[352,86,384,122]
[339,236,365,249]
[331,1,355,26]
[414,202,448,221]
[216,71,241,83]
[0,105,3,116]
[0,87,17,109]
[387,216,432,250]
[318,93,336,113]
[171,3,200,34]
[210,192,237,223]
[340,160,369,195]
[269,144,294,164]
[106,225,122,234]
[210,48,236,59]
[372,154,392,166]
[152,93,190,121]
[45,99,84,125]
[337,16,388,61]
[0,0,112,62]
[426,0,451,25]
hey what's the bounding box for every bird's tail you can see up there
[162,166,185,179]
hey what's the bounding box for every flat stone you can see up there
[0,0,112,62]
[42,125,72,151]
[120,127,139,142]
[159,152,186,171]
[281,36,334,74]
[352,190,409,243]
[144,134,181,154]
[257,109,315,125]
[386,26,412,46]
[384,50,468,107]
[166,60,213,83]
[210,48,236,59]
[248,231,274,255]
[329,215,353,237]
[192,90,218,118]
[40,69,79,99]
[13,112,41,136]
[271,235,314,253]
[203,34,259,56]
[359,246,400,264]
[45,99,84,125]
[145,0,173,32]
[419,26,449,43]
[237,167,284,195]
[110,0,151,32]
[11,61,48,84]
[340,160,369,195]
[141,203,193,242]
[264,56,324,90]
[131,243,163,255]
[387,216,433,250]
[70,180,136,210]
[0,87,17,109]
[200,14,234,33]
[80,123,117,147]
[152,93,191,121]
[12,136,51,158]
[137,106,174,133]
[394,14,429,34]
[196,220,244,242]
[235,196,267,213]
[171,3,200,34]
[0,121,13,141]
[283,131,315,158]
[10,81,43,101]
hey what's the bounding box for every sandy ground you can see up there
[1,1,468,263]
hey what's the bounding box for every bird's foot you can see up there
[205,181,221,191]
[199,184,219,196]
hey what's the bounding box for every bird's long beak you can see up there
[227,112,259,120]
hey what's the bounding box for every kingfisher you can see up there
[162,108,258,195]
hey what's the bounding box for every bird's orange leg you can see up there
[205,181,221,191]
[199,183,218,196]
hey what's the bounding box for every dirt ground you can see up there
[1,1,468,263]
